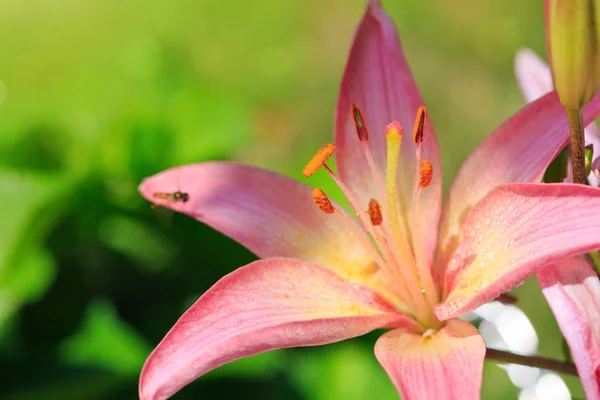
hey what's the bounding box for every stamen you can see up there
[310,182,411,310]
[351,104,369,141]
[410,111,440,309]
[304,131,416,313]
[354,103,388,220]
[303,143,336,177]
[419,160,433,188]
[367,199,383,226]
[311,188,335,214]
[413,106,427,144]
[320,163,410,292]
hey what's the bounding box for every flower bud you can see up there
[546,0,600,109]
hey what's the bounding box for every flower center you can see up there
[303,105,441,329]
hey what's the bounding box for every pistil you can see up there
[385,122,434,324]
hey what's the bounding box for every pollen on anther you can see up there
[303,143,336,177]
[420,160,433,188]
[367,199,383,225]
[312,188,335,214]
[413,106,428,144]
[351,104,369,141]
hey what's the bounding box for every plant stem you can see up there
[496,293,517,305]
[566,107,586,184]
[485,348,578,376]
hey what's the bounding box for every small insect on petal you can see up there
[303,143,336,177]
[312,188,335,214]
[413,106,428,144]
[352,104,369,142]
[153,191,190,203]
[420,160,433,188]
[367,199,383,226]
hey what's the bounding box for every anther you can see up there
[367,199,383,226]
[413,106,427,144]
[311,188,335,214]
[303,143,336,177]
[419,160,433,188]
[352,104,369,141]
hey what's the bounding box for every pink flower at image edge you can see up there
[138,1,600,399]
[515,48,600,399]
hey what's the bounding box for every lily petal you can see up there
[438,183,600,319]
[374,319,485,400]
[438,92,600,271]
[514,48,553,103]
[335,0,442,266]
[139,162,389,291]
[140,257,413,400]
[538,258,600,400]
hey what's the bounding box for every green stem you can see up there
[566,107,586,184]
[485,348,578,376]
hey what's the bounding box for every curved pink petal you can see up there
[139,162,392,292]
[335,0,442,267]
[438,92,600,271]
[538,258,600,400]
[140,258,414,400]
[438,183,600,319]
[374,319,485,400]
[514,48,553,103]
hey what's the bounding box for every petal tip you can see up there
[367,0,382,9]
[138,177,154,200]
[514,47,536,62]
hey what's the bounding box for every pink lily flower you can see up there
[515,48,600,398]
[138,1,600,399]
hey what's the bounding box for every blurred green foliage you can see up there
[0,0,590,399]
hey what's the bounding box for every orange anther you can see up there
[311,188,335,214]
[413,106,427,144]
[367,199,383,226]
[352,104,369,141]
[303,143,336,177]
[420,160,433,188]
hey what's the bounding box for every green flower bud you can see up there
[547,0,600,109]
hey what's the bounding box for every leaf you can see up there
[288,342,398,400]
[98,214,177,272]
[0,170,73,334]
[58,298,152,376]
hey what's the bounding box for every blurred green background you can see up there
[0,0,588,399]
